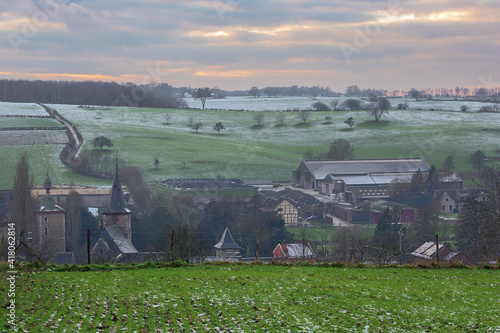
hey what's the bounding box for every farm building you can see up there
[328,199,417,224]
[260,189,324,225]
[434,189,474,214]
[262,197,300,224]
[273,242,314,259]
[292,159,463,204]
[402,241,475,266]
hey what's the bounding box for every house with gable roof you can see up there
[402,241,475,266]
[273,242,314,259]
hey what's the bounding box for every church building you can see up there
[34,174,66,256]
[102,163,132,241]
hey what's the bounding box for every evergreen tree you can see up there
[12,153,34,243]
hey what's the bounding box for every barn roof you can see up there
[301,159,430,181]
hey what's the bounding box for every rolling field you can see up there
[0,100,499,189]
[2,264,499,332]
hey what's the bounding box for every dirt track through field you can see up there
[39,103,83,166]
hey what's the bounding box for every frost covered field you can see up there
[183,96,499,112]
[3,264,500,332]
[0,99,499,188]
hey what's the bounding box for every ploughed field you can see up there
[0,100,499,189]
[2,264,499,332]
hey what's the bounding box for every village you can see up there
[1,155,478,267]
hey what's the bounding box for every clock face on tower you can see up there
[112,215,119,223]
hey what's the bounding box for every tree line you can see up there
[0,79,185,108]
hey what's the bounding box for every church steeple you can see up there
[102,159,132,241]
[109,161,126,212]
[44,173,52,194]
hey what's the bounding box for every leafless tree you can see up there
[253,113,264,126]
[298,110,311,124]
[276,112,286,125]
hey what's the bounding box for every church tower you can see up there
[102,162,132,241]
[35,174,66,255]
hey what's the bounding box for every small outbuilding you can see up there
[214,227,241,260]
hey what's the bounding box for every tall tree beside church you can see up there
[12,153,34,243]
[65,191,83,254]
[370,206,402,264]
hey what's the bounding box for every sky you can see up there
[1,0,499,92]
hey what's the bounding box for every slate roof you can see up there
[38,193,65,212]
[260,190,322,207]
[95,224,138,254]
[274,242,314,258]
[434,189,474,203]
[107,164,127,213]
[37,175,65,212]
[214,228,241,250]
[409,242,444,260]
[302,159,430,181]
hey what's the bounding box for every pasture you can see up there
[0,100,499,189]
[2,264,499,332]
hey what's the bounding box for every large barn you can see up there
[292,159,432,203]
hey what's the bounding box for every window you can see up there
[445,197,449,202]
[442,205,445,211]
[405,216,410,222]
[449,205,453,211]
[44,227,48,236]
[44,216,48,222]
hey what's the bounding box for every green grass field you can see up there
[0,102,499,189]
[2,264,499,332]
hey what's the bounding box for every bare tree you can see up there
[456,166,500,263]
[213,122,225,134]
[330,100,340,111]
[164,114,172,124]
[65,191,83,256]
[253,113,264,126]
[327,139,354,160]
[276,112,286,126]
[344,117,354,129]
[192,122,203,133]
[367,98,390,122]
[194,87,212,110]
[249,86,260,98]
[298,110,311,124]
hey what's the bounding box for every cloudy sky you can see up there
[1,0,499,91]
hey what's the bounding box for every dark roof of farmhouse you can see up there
[260,189,322,207]
[214,228,241,250]
[300,159,431,180]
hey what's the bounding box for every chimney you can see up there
[282,242,287,252]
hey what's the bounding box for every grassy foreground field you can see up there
[2,264,499,332]
[0,102,499,188]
